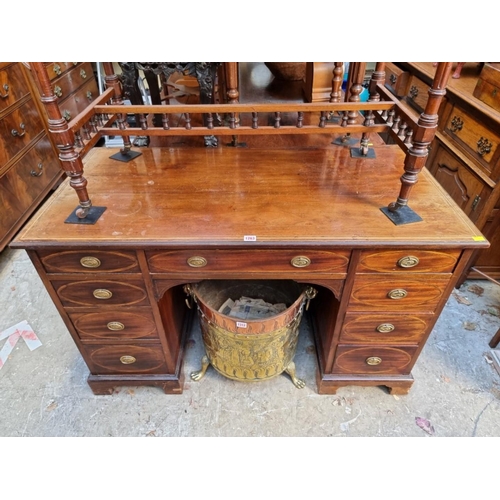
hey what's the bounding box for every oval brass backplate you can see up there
[376,323,395,333]
[107,321,125,331]
[291,256,311,268]
[120,355,136,364]
[366,356,382,366]
[187,256,207,268]
[80,256,101,268]
[93,289,113,299]
[387,289,407,300]
[397,256,419,268]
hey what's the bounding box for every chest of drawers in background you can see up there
[0,62,62,253]
[385,62,500,280]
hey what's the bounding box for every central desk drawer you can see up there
[146,249,350,275]
[348,275,450,312]
[52,279,150,307]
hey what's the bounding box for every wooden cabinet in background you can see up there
[387,62,500,279]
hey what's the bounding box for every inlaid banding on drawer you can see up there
[341,313,433,343]
[357,250,461,273]
[38,250,140,273]
[52,280,149,307]
[146,249,350,274]
[69,310,158,341]
[348,276,449,311]
[84,344,168,374]
[332,345,418,375]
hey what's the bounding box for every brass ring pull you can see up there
[107,321,125,331]
[54,85,62,98]
[291,256,311,268]
[120,355,136,364]
[477,137,492,157]
[376,323,395,333]
[93,289,113,299]
[80,69,87,79]
[11,122,26,137]
[80,256,101,268]
[187,256,207,268]
[53,64,61,76]
[389,74,397,84]
[366,356,382,366]
[30,162,43,177]
[397,256,419,268]
[0,83,9,98]
[387,288,407,300]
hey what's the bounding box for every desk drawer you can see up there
[357,249,460,273]
[59,78,99,122]
[84,344,168,374]
[340,313,432,344]
[404,75,429,113]
[444,105,500,172]
[332,345,418,375]
[52,279,150,307]
[69,309,158,342]
[38,249,140,274]
[348,275,449,312]
[0,63,31,112]
[147,249,350,275]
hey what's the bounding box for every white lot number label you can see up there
[236,321,248,328]
[244,235,257,241]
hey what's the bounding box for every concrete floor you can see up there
[1,246,500,437]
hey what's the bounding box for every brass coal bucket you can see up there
[184,280,316,388]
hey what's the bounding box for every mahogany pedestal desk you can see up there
[12,144,488,395]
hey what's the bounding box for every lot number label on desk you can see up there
[244,235,257,241]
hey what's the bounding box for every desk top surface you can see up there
[13,145,488,250]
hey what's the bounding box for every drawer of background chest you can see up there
[146,249,350,275]
[403,75,429,113]
[0,63,31,112]
[37,249,140,274]
[51,62,95,104]
[348,275,450,312]
[357,249,461,273]
[84,344,168,375]
[44,62,78,81]
[52,279,150,307]
[340,313,433,344]
[0,98,45,168]
[384,63,410,97]
[69,309,158,342]
[332,345,418,375]
[444,105,500,171]
[59,79,99,122]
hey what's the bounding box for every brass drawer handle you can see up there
[93,289,113,299]
[187,256,207,268]
[477,137,492,157]
[107,321,125,331]
[62,110,71,121]
[11,122,26,137]
[86,90,93,100]
[366,356,382,366]
[291,256,311,268]
[389,74,397,84]
[80,256,101,268]
[80,69,87,79]
[54,85,63,98]
[397,256,419,268]
[450,116,463,132]
[120,355,136,364]
[0,83,9,98]
[409,85,419,99]
[30,162,43,177]
[376,323,395,333]
[387,289,407,300]
[53,64,61,76]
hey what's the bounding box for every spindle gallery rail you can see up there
[28,62,453,222]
